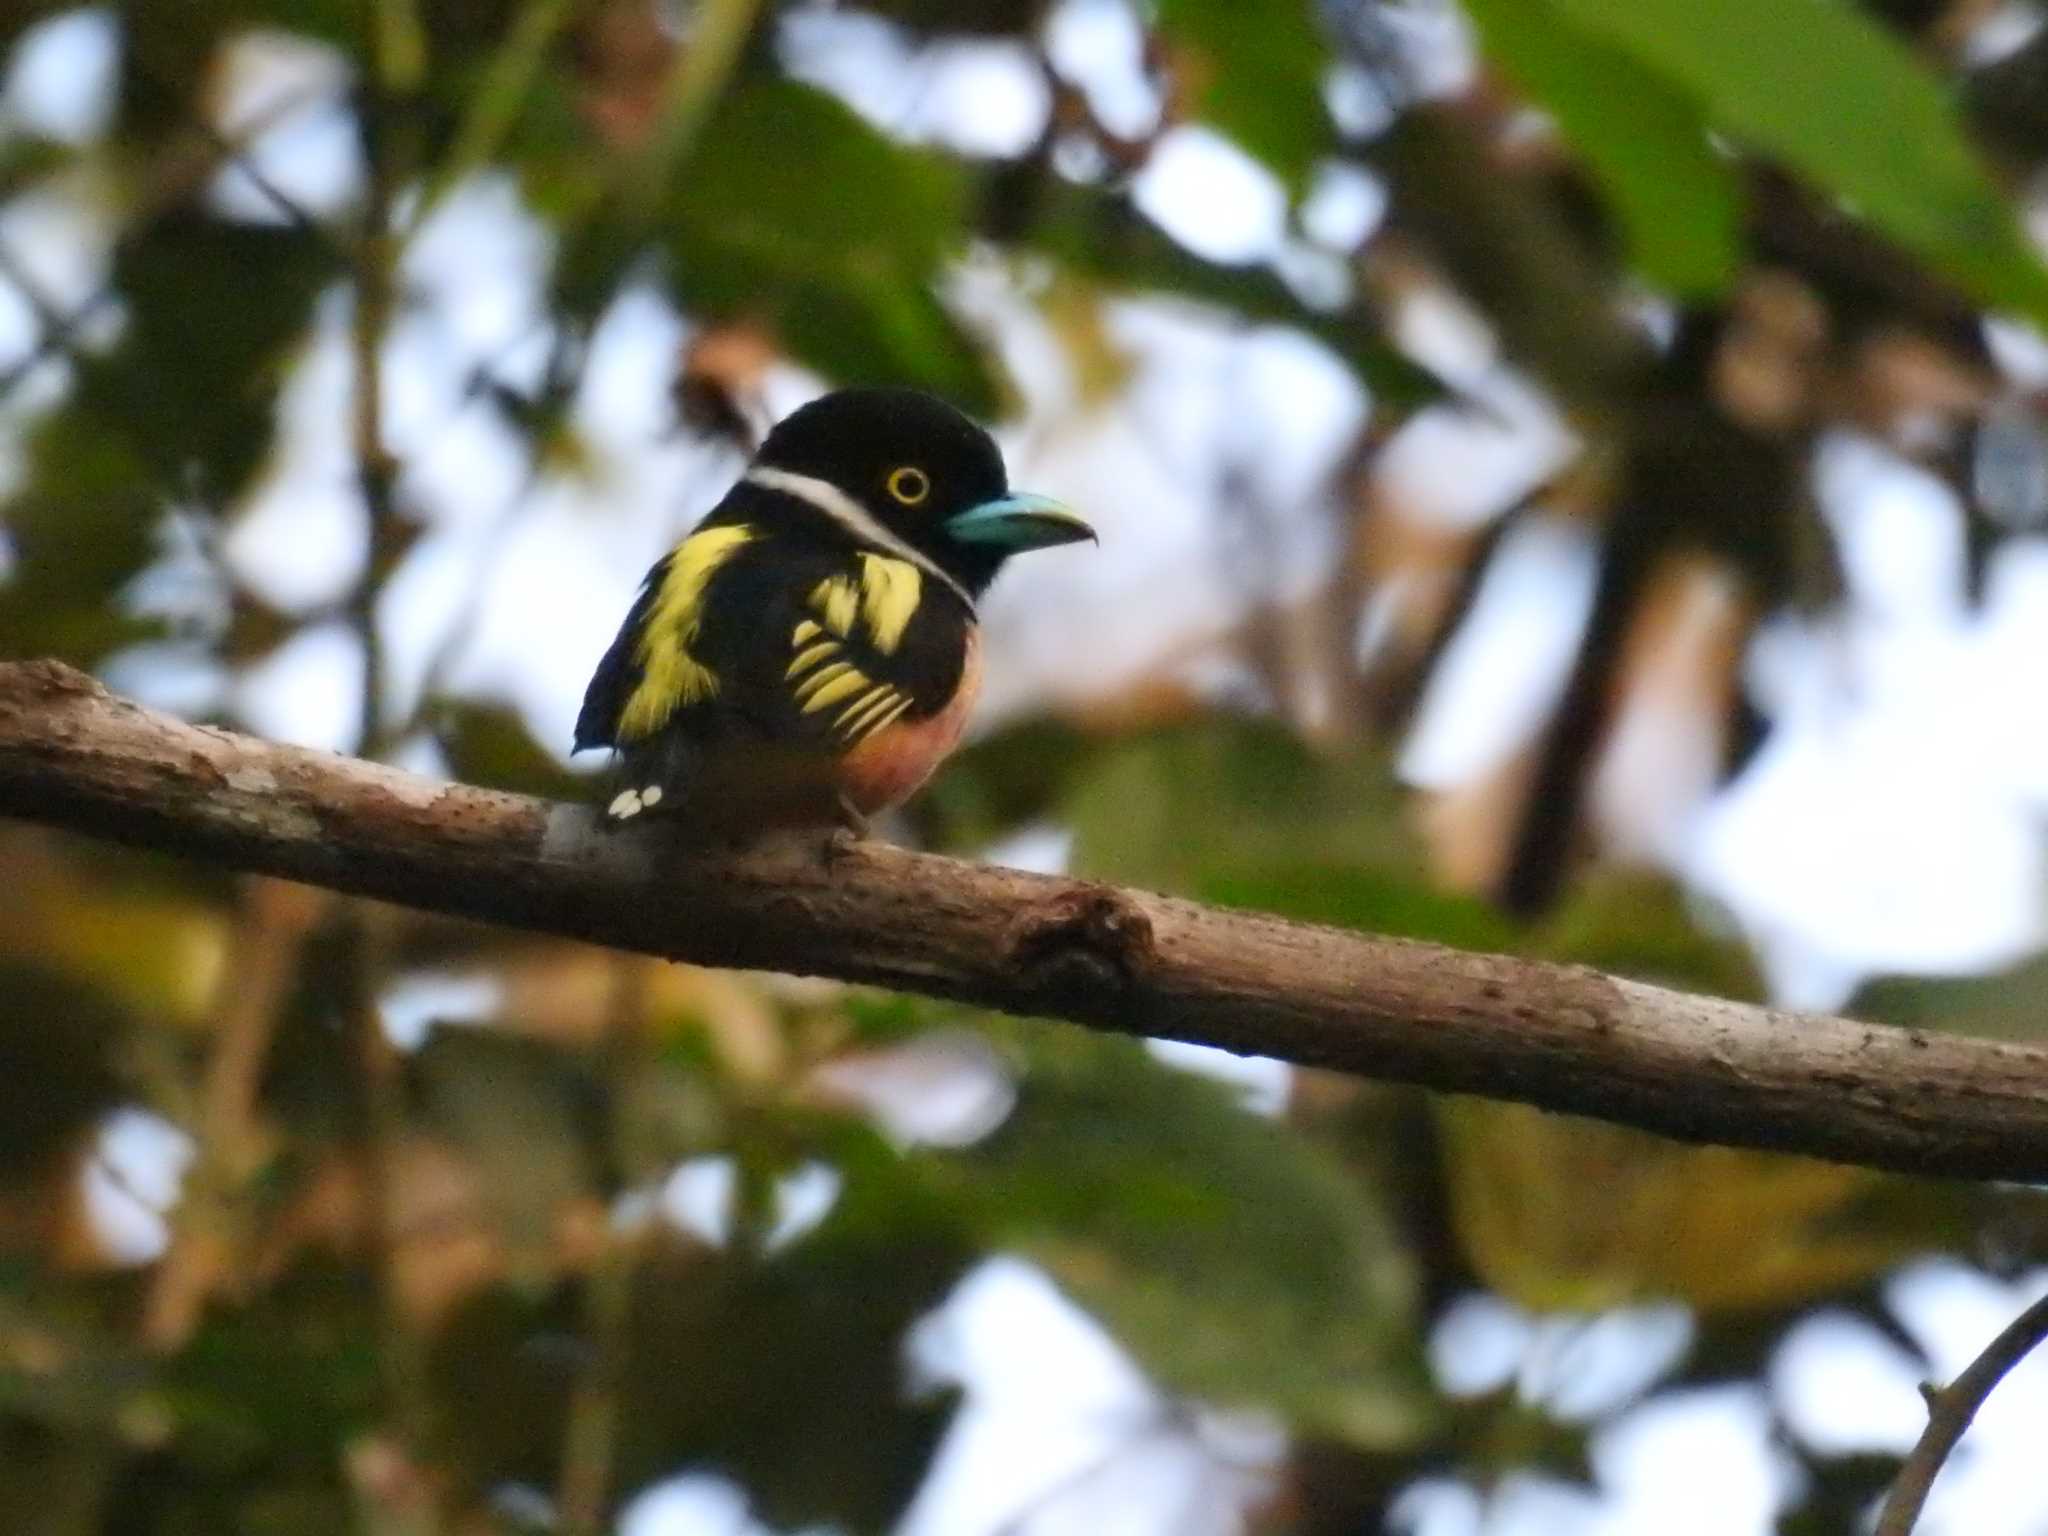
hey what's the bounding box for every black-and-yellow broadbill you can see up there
[575,388,1094,832]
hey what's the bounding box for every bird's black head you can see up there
[746,388,1093,598]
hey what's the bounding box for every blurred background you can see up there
[5,0,2048,1531]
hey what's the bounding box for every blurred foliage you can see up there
[1018,171,1444,401]
[3,0,2048,1532]
[925,1027,1432,1444]
[434,1213,969,1531]
[664,79,1001,413]
[1541,0,2048,323]
[0,216,336,663]
[1461,0,1743,296]
[1158,0,1334,191]
[1858,953,2048,1042]
[432,701,589,801]
[1439,1103,1983,1313]
[0,963,125,1185]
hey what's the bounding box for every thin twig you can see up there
[0,287,112,402]
[519,0,768,467]
[1874,1284,2048,1535]
[349,89,406,757]
[346,13,440,1524]
[0,238,73,337]
[345,903,441,1482]
[616,0,765,231]
[408,0,582,230]
[186,108,348,254]
[0,81,336,406]
[122,47,351,252]
[554,953,655,1536]
[141,878,325,1352]
[400,0,764,737]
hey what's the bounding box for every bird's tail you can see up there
[598,734,696,827]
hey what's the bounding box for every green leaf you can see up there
[430,700,585,800]
[1202,863,1519,951]
[1537,871,1762,999]
[1855,949,2048,1043]
[1463,0,1742,295]
[0,214,335,664]
[1062,727,1770,1001]
[90,216,335,493]
[410,1030,606,1258]
[0,1420,128,1536]
[912,717,1098,850]
[666,79,1003,414]
[1548,0,2048,324]
[163,1259,383,1472]
[0,132,78,203]
[436,1203,970,1533]
[0,405,160,664]
[0,963,126,1186]
[1065,719,1425,895]
[1156,0,1334,192]
[928,1029,1433,1446]
[1439,1099,1990,1313]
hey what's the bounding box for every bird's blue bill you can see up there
[945,492,1095,548]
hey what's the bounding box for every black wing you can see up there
[573,553,666,753]
[573,511,761,754]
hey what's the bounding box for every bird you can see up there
[573,387,1094,836]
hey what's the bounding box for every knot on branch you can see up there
[1009,886,1155,1010]
[8,658,100,705]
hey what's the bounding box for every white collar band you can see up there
[744,465,975,611]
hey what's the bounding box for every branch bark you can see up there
[7,657,2048,1181]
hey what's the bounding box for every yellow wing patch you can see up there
[802,669,871,714]
[618,524,755,740]
[794,660,856,704]
[857,555,922,655]
[794,561,926,738]
[837,686,911,740]
[786,640,839,678]
[810,575,860,637]
[810,560,921,654]
[783,617,914,741]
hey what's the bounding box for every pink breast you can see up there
[836,630,983,814]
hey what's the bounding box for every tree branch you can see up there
[1875,1284,2048,1535]
[7,657,2048,1182]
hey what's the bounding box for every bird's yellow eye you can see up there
[886,466,930,506]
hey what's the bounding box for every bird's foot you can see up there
[820,796,871,869]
